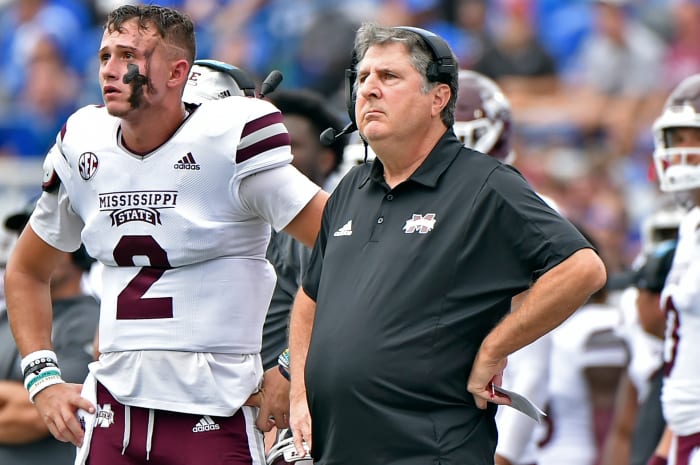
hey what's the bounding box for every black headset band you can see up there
[394,26,457,83]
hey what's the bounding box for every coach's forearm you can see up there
[482,248,606,361]
[288,288,316,397]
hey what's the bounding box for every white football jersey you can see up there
[536,303,627,465]
[661,206,700,436]
[495,333,551,464]
[29,97,320,414]
[615,286,664,402]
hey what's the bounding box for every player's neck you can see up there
[120,103,188,155]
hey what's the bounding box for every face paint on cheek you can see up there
[124,63,148,109]
[123,63,148,85]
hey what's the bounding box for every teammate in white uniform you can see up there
[600,203,683,465]
[649,73,700,465]
[3,5,327,465]
[535,290,626,465]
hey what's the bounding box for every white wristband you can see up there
[27,374,65,403]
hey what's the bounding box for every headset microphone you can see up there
[259,70,284,99]
[320,121,356,146]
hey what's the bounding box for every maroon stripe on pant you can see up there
[676,432,700,465]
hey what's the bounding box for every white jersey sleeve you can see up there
[29,172,84,253]
[238,164,320,232]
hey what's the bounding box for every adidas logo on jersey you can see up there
[192,415,220,433]
[174,152,201,170]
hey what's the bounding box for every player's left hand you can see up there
[33,383,94,447]
[256,366,290,431]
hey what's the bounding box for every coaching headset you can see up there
[321,26,458,145]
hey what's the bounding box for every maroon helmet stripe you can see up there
[236,133,291,163]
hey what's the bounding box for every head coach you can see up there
[287,23,606,465]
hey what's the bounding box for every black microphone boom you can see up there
[259,70,283,98]
[320,121,356,146]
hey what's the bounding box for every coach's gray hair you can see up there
[353,22,458,127]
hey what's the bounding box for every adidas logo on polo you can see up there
[334,220,353,237]
[192,415,220,433]
[174,152,201,170]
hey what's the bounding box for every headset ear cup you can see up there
[345,49,359,126]
[394,26,457,84]
[426,62,438,82]
[345,67,357,126]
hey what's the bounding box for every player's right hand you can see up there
[33,383,94,447]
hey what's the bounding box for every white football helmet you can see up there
[652,74,700,192]
[454,69,515,164]
[266,429,312,465]
[183,59,256,104]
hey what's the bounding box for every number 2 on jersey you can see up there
[114,235,173,319]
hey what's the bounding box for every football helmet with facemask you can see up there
[652,74,700,192]
[454,70,514,164]
[266,429,312,465]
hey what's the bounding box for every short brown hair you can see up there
[105,4,196,64]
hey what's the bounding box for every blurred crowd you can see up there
[1,0,699,268]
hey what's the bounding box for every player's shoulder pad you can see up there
[58,104,108,144]
[211,94,280,115]
[196,96,283,137]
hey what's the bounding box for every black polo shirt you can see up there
[302,130,591,465]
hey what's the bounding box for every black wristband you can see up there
[278,364,290,381]
[22,358,59,379]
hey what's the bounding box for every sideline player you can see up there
[4,5,327,465]
[647,73,700,465]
